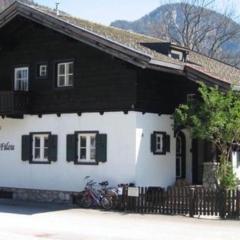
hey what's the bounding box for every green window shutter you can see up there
[96,134,107,163]
[151,133,156,153]
[22,135,31,161]
[165,134,171,153]
[66,134,77,162]
[48,135,58,162]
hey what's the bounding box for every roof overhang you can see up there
[185,65,230,90]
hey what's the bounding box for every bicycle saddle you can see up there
[99,181,109,186]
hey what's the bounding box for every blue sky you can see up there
[35,0,240,25]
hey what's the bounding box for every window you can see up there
[14,67,29,91]
[151,131,170,155]
[155,133,164,154]
[187,94,196,103]
[38,64,48,78]
[66,132,107,164]
[32,134,49,163]
[21,133,58,164]
[169,50,184,61]
[78,133,96,163]
[57,62,74,87]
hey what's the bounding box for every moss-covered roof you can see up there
[32,4,183,65]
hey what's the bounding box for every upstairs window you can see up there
[57,62,74,87]
[37,64,48,78]
[14,67,29,91]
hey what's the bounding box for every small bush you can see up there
[216,159,237,190]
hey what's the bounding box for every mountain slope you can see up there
[111,3,240,67]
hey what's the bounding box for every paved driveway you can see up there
[0,201,239,240]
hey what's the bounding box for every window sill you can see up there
[74,161,99,165]
[36,76,48,80]
[54,86,74,92]
[29,161,51,164]
[153,152,166,155]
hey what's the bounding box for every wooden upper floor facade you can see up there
[0,2,237,118]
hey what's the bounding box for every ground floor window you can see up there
[77,133,96,163]
[151,131,170,155]
[32,134,49,163]
[67,131,107,164]
[22,133,58,164]
[155,133,164,154]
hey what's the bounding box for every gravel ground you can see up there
[0,200,239,240]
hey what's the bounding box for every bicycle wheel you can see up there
[106,190,119,209]
[101,197,113,210]
[80,194,93,208]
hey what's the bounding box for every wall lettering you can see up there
[0,142,15,151]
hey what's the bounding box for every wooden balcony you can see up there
[0,91,29,116]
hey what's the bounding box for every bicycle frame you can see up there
[84,182,104,206]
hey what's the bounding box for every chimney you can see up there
[55,0,60,16]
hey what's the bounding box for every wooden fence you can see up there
[118,187,240,219]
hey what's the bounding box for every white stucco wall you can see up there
[135,113,176,188]
[0,112,137,191]
[0,112,177,191]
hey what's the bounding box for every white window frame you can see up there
[57,62,74,87]
[169,50,184,61]
[77,133,96,163]
[32,134,49,163]
[155,133,164,154]
[39,64,47,77]
[14,67,29,91]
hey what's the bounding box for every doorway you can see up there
[176,131,186,179]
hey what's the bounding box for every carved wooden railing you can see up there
[0,91,29,115]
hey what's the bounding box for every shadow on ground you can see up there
[0,199,72,215]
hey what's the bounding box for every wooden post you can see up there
[236,190,240,219]
[189,188,195,217]
[219,189,226,219]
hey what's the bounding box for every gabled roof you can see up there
[1,1,240,87]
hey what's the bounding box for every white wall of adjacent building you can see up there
[232,152,240,179]
[0,112,177,191]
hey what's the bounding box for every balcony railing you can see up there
[0,91,29,115]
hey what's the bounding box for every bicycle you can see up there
[77,177,113,210]
[99,181,119,209]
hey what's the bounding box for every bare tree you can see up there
[156,0,240,66]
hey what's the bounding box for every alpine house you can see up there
[0,1,240,202]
